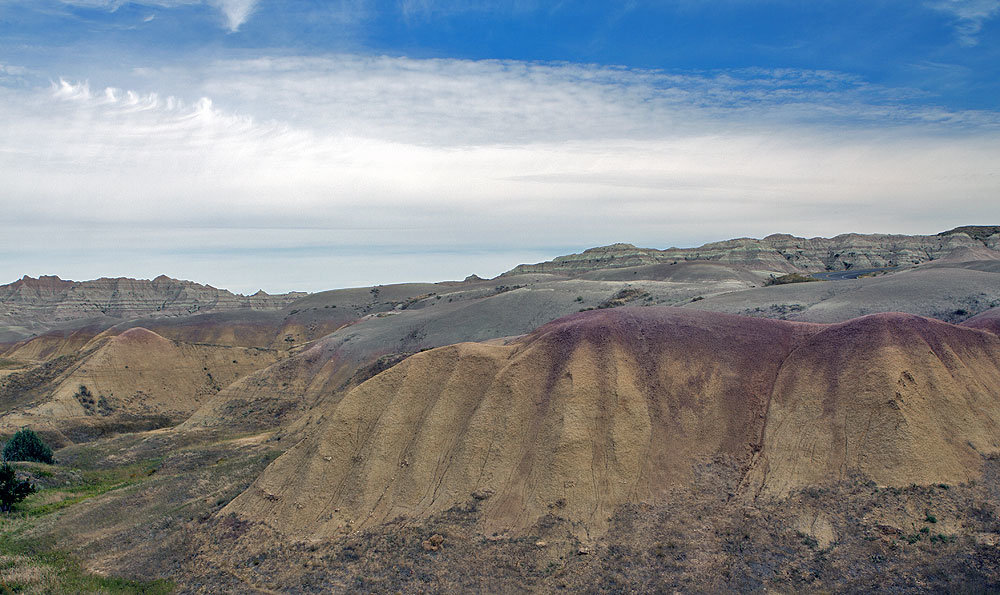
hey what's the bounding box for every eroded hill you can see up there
[0,327,279,445]
[228,308,1000,545]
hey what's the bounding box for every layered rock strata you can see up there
[504,231,1000,276]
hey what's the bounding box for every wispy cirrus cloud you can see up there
[152,56,997,148]
[55,0,258,31]
[927,0,1000,45]
[209,0,256,30]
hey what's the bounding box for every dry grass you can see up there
[165,457,1000,593]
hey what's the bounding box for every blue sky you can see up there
[1,0,999,292]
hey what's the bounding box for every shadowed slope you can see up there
[964,307,1000,335]
[2,322,109,361]
[228,307,1000,542]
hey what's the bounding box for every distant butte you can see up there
[503,228,1000,277]
[0,275,307,343]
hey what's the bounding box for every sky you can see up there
[1,0,999,293]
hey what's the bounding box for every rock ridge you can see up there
[504,230,1000,276]
[0,275,307,331]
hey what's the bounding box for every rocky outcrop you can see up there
[504,231,999,276]
[0,274,306,335]
[940,225,1000,247]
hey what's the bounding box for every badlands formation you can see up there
[0,274,305,344]
[0,227,1000,592]
[232,308,1000,541]
[503,229,998,276]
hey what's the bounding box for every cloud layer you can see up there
[2,56,999,292]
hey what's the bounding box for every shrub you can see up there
[3,428,54,464]
[764,273,821,286]
[0,462,35,512]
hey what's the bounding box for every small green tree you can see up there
[0,462,35,512]
[2,428,54,464]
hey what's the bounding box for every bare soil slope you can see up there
[181,273,752,434]
[0,274,305,344]
[227,307,1000,543]
[965,306,1000,335]
[505,232,998,277]
[0,327,279,444]
[748,313,1000,497]
[228,308,812,540]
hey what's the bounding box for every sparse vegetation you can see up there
[744,303,807,319]
[190,463,1000,593]
[764,273,822,286]
[0,531,173,593]
[74,385,114,417]
[598,287,650,309]
[0,355,77,411]
[21,459,161,517]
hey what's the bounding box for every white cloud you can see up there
[1,57,999,292]
[208,0,257,31]
[928,0,1000,45]
[56,0,258,31]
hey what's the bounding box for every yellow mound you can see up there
[228,308,1000,541]
[747,313,1000,497]
[3,328,279,440]
[226,309,811,539]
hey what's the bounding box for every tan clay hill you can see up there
[227,307,1000,542]
[0,327,278,444]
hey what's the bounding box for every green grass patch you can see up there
[0,530,173,593]
[21,459,161,517]
[0,458,173,593]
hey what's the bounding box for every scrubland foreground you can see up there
[1,228,1000,593]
